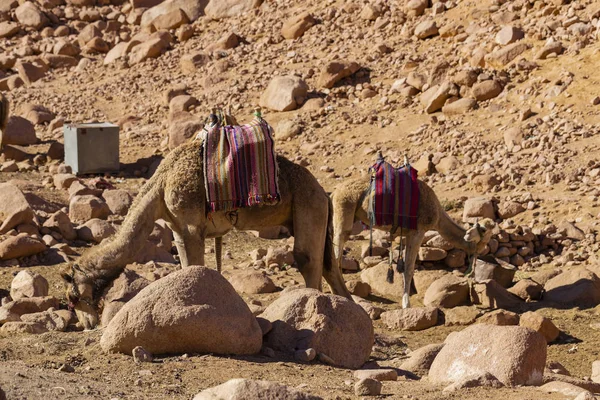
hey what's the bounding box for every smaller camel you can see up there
[331,176,495,308]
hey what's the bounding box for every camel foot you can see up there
[402,293,411,309]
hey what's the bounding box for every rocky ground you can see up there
[1,0,600,398]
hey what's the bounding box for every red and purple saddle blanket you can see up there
[203,116,280,213]
[368,158,419,231]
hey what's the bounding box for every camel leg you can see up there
[292,204,326,291]
[214,237,222,273]
[332,200,355,270]
[172,226,206,268]
[402,230,425,308]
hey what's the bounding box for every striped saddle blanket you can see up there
[368,158,419,231]
[202,115,280,213]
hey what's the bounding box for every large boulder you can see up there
[260,288,373,369]
[544,268,600,307]
[423,275,469,308]
[381,307,438,331]
[0,234,47,260]
[69,195,111,223]
[228,270,277,294]
[2,116,37,146]
[360,262,405,299]
[400,343,445,376]
[100,266,262,355]
[204,0,262,19]
[193,379,322,400]
[259,76,309,112]
[15,2,48,29]
[463,197,495,222]
[281,12,316,40]
[429,324,547,386]
[42,210,77,241]
[0,183,35,234]
[317,61,360,89]
[141,0,208,26]
[519,311,559,343]
[101,269,150,327]
[10,270,48,300]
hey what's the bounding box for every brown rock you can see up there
[103,42,128,65]
[507,279,543,301]
[444,306,480,326]
[180,51,210,74]
[0,234,47,260]
[346,280,371,298]
[204,0,261,19]
[193,379,321,400]
[495,26,524,45]
[228,270,277,294]
[259,76,308,112]
[361,262,405,299]
[477,309,520,325]
[205,32,239,52]
[360,4,380,20]
[261,288,374,369]
[10,270,48,300]
[21,309,67,332]
[557,221,585,241]
[15,2,48,29]
[102,189,133,216]
[281,12,315,40]
[101,266,263,355]
[442,98,477,115]
[471,280,523,309]
[85,37,109,53]
[317,61,360,89]
[69,195,111,223]
[0,22,19,38]
[3,296,59,316]
[381,307,438,331]
[168,111,202,149]
[0,182,35,234]
[354,378,381,396]
[415,20,438,39]
[0,321,47,334]
[462,197,495,222]
[141,0,207,26]
[538,381,591,398]
[536,41,563,60]
[503,127,523,151]
[406,0,428,16]
[151,8,189,30]
[424,275,469,308]
[544,268,600,307]
[472,80,503,101]
[76,218,116,243]
[485,43,529,68]
[101,269,150,327]
[3,116,37,146]
[400,343,444,376]
[519,311,559,343]
[354,369,397,381]
[129,38,169,65]
[429,324,546,386]
[497,201,525,219]
[15,61,46,86]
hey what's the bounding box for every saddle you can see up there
[367,152,420,232]
[200,108,280,213]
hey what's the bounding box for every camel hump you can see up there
[0,93,9,134]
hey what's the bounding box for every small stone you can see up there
[354,378,382,396]
[132,346,153,363]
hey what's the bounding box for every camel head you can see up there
[463,218,496,275]
[60,263,99,330]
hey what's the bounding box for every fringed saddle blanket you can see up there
[368,157,419,231]
[202,115,280,213]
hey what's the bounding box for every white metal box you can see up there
[64,123,120,175]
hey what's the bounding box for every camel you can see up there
[60,138,352,329]
[330,175,495,309]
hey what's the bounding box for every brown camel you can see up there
[61,139,352,329]
[331,176,495,308]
